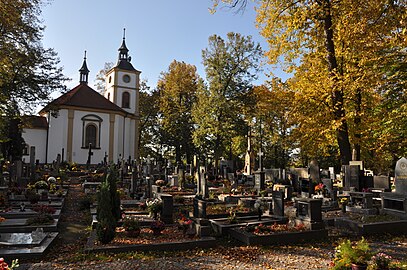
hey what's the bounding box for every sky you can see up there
[41,0,286,91]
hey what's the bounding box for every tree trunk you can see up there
[354,88,362,161]
[175,145,181,163]
[322,0,352,165]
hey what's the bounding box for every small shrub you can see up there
[122,217,140,231]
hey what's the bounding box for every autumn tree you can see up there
[157,60,202,163]
[94,62,114,94]
[0,0,67,160]
[251,81,295,169]
[213,0,407,168]
[138,80,161,159]
[193,32,262,168]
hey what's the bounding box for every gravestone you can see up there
[159,193,173,224]
[321,178,333,197]
[395,157,407,194]
[374,176,390,190]
[295,198,324,230]
[349,165,361,190]
[200,168,208,198]
[193,198,207,218]
[380,157,407,218]
[254,171,265,191]
[146,177,154,198]
[29,146,36,182]
[329,167,335,180]
[349,160,364,170]
[309,160,320,183]
[272,190,284,217]
[169,175,178,187]
[343,165,361,191]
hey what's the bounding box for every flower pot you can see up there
[351,263,368,270]
[126,229,141,238]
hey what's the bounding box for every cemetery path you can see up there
[43,177,91,262]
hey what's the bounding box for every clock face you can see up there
[123,74,131,83]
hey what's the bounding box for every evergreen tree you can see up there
[106,165,121,221]
[96,181,116,244]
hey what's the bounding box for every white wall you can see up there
[47,110,68,163]
[22,128,47,163]
[71,110,110,164]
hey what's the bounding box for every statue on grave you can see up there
[244,127,255,175]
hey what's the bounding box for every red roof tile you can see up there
[41,83,131,115]
[22,115,48,129]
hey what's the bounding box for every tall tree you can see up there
[138,80,161,159]
[193,32,262,167]
[0,0,67,160]
[213,0,407,167]
[157,60,201,163]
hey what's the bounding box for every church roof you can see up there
[41,84,130,115]
[115,59,137,71]
[22,115,48,129]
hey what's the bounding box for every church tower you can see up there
[104,29,141,115]
[104,29,141,164]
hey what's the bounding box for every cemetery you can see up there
[1,150,406,269]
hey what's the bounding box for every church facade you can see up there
[22,34,140,165]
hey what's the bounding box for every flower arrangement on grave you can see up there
[227,209,238,224]
[369,252,392,270]
[0,216,5,223]
[177,214,193,233]
[0,258,19,270]
[314,183,325,194]
[34,180,49,190]
[254,198,268,221]
[150,220,165,235]
[122,216,141,237]
[48,183,57,194]
[33,204,56,215]
[330,238,372,270]
[146,198,163,219]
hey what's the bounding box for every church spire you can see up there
[79,51,90,84]
[118,28,129,61]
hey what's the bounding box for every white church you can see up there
[22,34,141,165]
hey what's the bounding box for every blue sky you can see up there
[41,0,285,91]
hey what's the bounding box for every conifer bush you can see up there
[96,181,116,244]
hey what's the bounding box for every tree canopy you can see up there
[0,0,67,160]
[193,32,262,165]
[212,0,407,170]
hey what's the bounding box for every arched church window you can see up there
[122,92,130,108]
[85,124,97,148]
[81,114,102,149]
